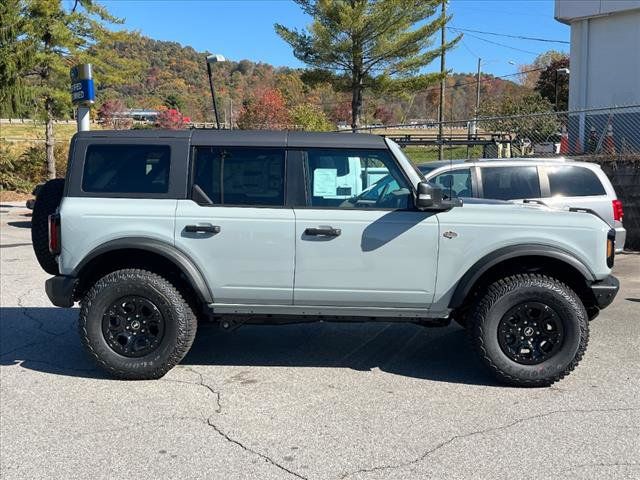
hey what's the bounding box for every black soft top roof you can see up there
[74,129,388,149]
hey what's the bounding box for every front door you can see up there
[293,148,440,309]
[174,146,295,305]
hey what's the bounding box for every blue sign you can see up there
[71,79,95,104]
[70,64,95,105]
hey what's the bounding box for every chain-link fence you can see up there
[356,104,639,161]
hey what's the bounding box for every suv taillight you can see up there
[612,199,624,222]
[48,213,61,255]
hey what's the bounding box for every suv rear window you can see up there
[82,145,170,194]
[192,147,285,206]
[481,166,540,200]
[547,166,606,197]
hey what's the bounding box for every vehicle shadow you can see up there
[0,307,499,386]
[7,221,32,228]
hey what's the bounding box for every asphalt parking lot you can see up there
[1,202,639,480]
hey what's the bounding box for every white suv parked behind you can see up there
[420,158,626,251]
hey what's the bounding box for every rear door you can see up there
[292,148,440,309]
[174,146,295,305]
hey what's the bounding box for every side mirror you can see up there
[415,181,443,209]
[415,181,460,211]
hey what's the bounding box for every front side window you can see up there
[192,147,285,206]
[82,144,170,194]
[481,166,540,200]
[547,166,606,197]
[431,168,474,198]
[304,149,411,209]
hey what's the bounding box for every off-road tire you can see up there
[469,274,588,387]
[79,269,197,380]
[31,178,65,275]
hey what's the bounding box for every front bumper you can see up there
[45,276,78,308]
[589,275,620,309]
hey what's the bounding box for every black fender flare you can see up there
[448,244,596,308]
[72,237,213,303]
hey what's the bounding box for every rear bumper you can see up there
[615,226,626,253]
[589,275,619,309]
[45,276,78,308]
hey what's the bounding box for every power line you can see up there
[449,29,541,55]
[449,27,570,44]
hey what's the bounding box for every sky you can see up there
[99,0,570,78]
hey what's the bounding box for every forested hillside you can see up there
[92,31,527,125]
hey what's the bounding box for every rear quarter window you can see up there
[546,165,606,197]
[82,144,171,194]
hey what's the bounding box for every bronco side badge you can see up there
[443,231,458,239]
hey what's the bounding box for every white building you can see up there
[555,0,640,151]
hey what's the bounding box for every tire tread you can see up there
[78,268,197,380]
[469,273,589,387]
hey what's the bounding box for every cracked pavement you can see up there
[1,202,639,479]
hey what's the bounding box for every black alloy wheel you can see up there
[497,302,564,365]
[102,296,166,357]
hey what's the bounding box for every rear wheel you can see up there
[469,274,588,387]
[31,178,64,274]
[79,269,197,380]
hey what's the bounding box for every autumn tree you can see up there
[156,108,186,129]
[290,103,334,131]
[329,100,352,124]
[373,105,394,125]
[97,98,132,129]
[276,0,460,130]
[518,50,568,89]
[480,93,558,142]
[237,88,290,130]
[535,56,570,111]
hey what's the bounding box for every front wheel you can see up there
[469,274,588,387]
[79,269,197,379]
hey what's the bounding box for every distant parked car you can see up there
[419,157,626,251]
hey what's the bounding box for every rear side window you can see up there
[547,166,606,197]
[82,145,170,194]
[192,147,285,206]
[481,166,540,200]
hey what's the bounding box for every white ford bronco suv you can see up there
[32,130,619,386]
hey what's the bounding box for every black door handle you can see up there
[185,224,221,234]
[304,226,341,237]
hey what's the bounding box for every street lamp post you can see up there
[206,54,226,129]
[554,67,570,111]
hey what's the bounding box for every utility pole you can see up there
[438,0,446,160]
[229,98,233,130]
[472,57,481,137]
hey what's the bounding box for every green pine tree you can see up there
[276,0,460,130]
[6,0,141,178]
